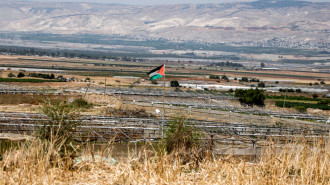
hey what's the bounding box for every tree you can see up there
[170,80,180,87]
[258,82,265,87]
[209,75,220,79]
[234,88,265,107]
[241,77,249,82]
[221,75,229,82]
[17,72,25,78]
[261,62,265,68]
[50,73,55,79]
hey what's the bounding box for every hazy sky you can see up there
[18,0,330,5]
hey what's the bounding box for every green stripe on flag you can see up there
[150,74,163,80]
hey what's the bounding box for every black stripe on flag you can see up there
[147,64,164,75]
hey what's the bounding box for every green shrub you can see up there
[258,82,265,87]
[275,101,329,110]
[235,88,265,107]
[37,99,80,158]
[0,78,61,83]
[267,95,323,101]
[295,89,302,93]
[7,73,15,78]
[318,99,330,105]
[71,98,91,109]
[250,78,259,82]
[209,75,220,79]
[294,106,307,113]
[17,72,25,78]
[165,117,201,154]
[170,80,180,87]
[221,75,229,81]
[240,77,249,82]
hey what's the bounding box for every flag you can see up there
[147,64,165,80]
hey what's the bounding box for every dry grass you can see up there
[0,138,329,184]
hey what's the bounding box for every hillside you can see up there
[0,0,329,49]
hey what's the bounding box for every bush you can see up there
[275,101,329,110]
[103,107,153,118]
[234,88,265,107]
[267,95,323,102]
[37,99,80,158]
[28,72,54,79]
[165,117,201,154]
[294,106,307,113]
[295,89,302,93]
[221,75,229,81]
[17,72,25,78]
[318,99,330,105]
[209,75,220,79]
[241,77,249,82]
[170,80,179,87]
[7,72,15,78]
[250,78,259,82]
[279,88,295,93]
[71,98,91,109]
[258,82,265,87]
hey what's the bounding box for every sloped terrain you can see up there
[0,0,329,47]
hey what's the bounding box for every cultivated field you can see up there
[0,54,329,184]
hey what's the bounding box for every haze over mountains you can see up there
[0,0,329,49]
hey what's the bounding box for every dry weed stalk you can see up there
[0,138,329,184]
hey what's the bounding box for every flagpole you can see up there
[162,64,165,139]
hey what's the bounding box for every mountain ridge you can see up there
[0,0,329,48]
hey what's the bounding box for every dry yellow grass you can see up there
[0,138,329,184]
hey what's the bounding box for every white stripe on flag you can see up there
[149,71,159,77]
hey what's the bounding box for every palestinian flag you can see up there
[148,64,165,80]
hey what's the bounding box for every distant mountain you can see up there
[0,0,329,48]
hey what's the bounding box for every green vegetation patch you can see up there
[267,95,324,102]
[235,88,265,107]
[275,101,329,110]
[0,78,62,83]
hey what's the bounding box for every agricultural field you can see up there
[0,53,329,184]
